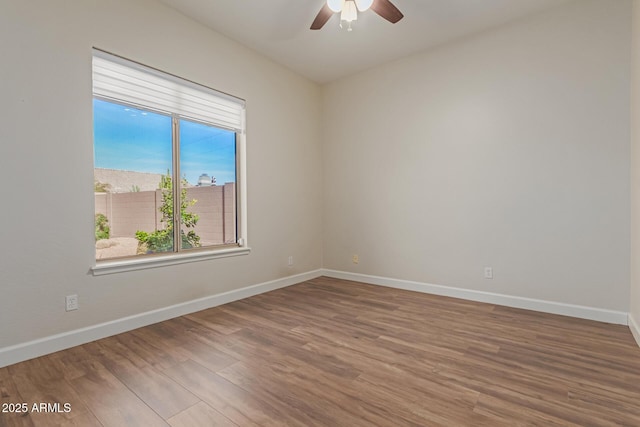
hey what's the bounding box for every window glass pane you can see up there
[93,98,173,260]
[179,119,237,250]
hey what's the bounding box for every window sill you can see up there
[91,246,251,276]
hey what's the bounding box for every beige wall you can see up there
[323,0,631,311]
[0,0,322,349]
[631,0,640,343]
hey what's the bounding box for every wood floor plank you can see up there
[118,329,188,371]
[5,358,102,427]
[473,393,583,427]
[161,359,286,426]
[70,371,168,427]
[83,341,200,419]
[167,402,237,427]
[1,276,639,426]
[217,360,380,427]
[0,367,35,427]
[143,319,239,373]
[65,347,168,427]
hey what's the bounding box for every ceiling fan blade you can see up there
[371,0,404,24]
[311,3,333,30]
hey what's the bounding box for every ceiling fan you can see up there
[311,0,404,31]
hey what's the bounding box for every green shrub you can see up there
[135,172,200,253]
[135,229,200,253]
[95,213,110,241]
[94,181,111,193]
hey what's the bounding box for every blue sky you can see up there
[93,98,236,186]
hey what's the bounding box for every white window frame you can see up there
[91,49,249,275]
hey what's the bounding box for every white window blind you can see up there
[92,49,245,132]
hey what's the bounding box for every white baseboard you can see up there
[629,313,640,347]
[0,269,323,369]
[321,269,629,325]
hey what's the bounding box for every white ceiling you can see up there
[158,0,573,84]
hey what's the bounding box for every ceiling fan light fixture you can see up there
[327,0,344,13]
[341,0,358,22]
[354,0,374,12]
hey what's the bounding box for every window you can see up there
[92,49,248,273]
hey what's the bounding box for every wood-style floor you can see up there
[2,276,640,426]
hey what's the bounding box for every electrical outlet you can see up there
[352,254,359,264]
[288,255,293,267]
[65,294,78,311]
[484,267,493,279]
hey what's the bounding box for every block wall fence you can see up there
[95,183,236,245]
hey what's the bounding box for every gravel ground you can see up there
[95,237,138,259]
